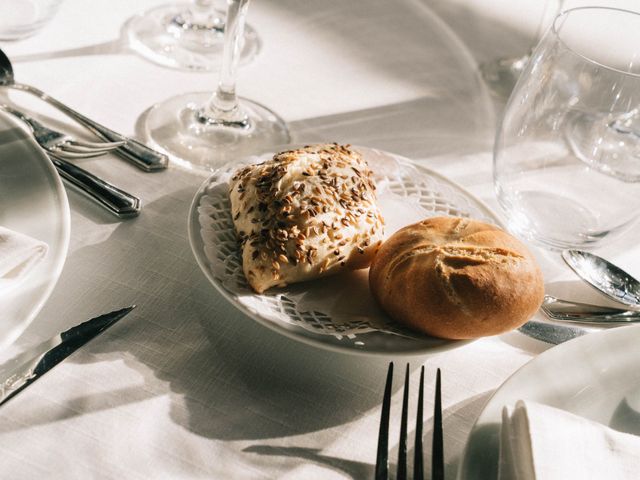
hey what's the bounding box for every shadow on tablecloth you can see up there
[4,185,427,442]
[242,389,494,480]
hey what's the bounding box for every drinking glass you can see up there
[494,7,640,249]
[124,0,260,71]
[481,1,640,98]
[143,0,289,171]
[480,0,560,98]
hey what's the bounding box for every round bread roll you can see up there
[369,217,544,339]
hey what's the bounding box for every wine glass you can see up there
[142,0,290,171]
[481,1,640,98]
[480,0,561,98]
[494,7,640,249]
[124,0,260,71]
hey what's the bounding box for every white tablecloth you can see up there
[1,0,639,478]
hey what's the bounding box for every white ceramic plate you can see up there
[188,146,501,355]
[458,324,640,479]
[0,111,70,350]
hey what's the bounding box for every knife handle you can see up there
[87,127,169,172]
[51,156,141,218]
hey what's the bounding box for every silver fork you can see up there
[2,106,141,218]
[541,295,640,324]
[375,363,444,480]
[0,104,125,159]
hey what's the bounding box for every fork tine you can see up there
[59,144,117,154]
[413,366,425,480]
[59,140,118,153]
[397,364,410,480]
[375,362,393,480]
[50,148,111,159]
[58,139,124,153]
[68,139,125,150]
[432,368,445,480]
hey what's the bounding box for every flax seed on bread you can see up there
[229,144,384,293]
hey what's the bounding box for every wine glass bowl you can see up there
[494,7,640,250]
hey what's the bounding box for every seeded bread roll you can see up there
[229,144,384,293]
[369,217,544,339]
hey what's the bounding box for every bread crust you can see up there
[369,217,544,339]
[229,144,384,293]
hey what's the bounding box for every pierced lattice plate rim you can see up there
[187,146,502,356]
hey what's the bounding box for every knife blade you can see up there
[0,306,135,406]
[518,320,588,345]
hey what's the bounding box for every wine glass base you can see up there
[565,111,640,182]
[124,2,261,71]
[144,92,291,172]
[498,190,610,250]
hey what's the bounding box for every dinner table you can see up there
[2,0,640,478]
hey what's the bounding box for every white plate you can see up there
[0,111,70,350]
[458,324,640,479]
[188,146,501,355]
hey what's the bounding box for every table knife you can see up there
[50,154,141,218]
[0,306,135,407]
[518,320,588,345]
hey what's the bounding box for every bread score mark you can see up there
[437,246,525,317]
[382,244,526,317]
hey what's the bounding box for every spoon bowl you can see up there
[562,250,640,309]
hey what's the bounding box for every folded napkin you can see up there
[499,400,640,480]
[0,226,48,291]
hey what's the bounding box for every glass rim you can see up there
[552,6,640,78]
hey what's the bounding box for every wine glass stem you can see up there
[189,0,224,30]
[191,0,216,20]
[200,0,250,125]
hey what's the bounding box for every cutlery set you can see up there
[0,48,168,218]
[539,250,640,325]
[0,49,168,172]
[516,249,640,345]
[0,52,147,411]
[0,106,141,218]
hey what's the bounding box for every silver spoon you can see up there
[0,48,168,172]
[562,249,640,309]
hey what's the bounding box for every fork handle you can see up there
[10,83,169,172]
[51,156,141,219]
